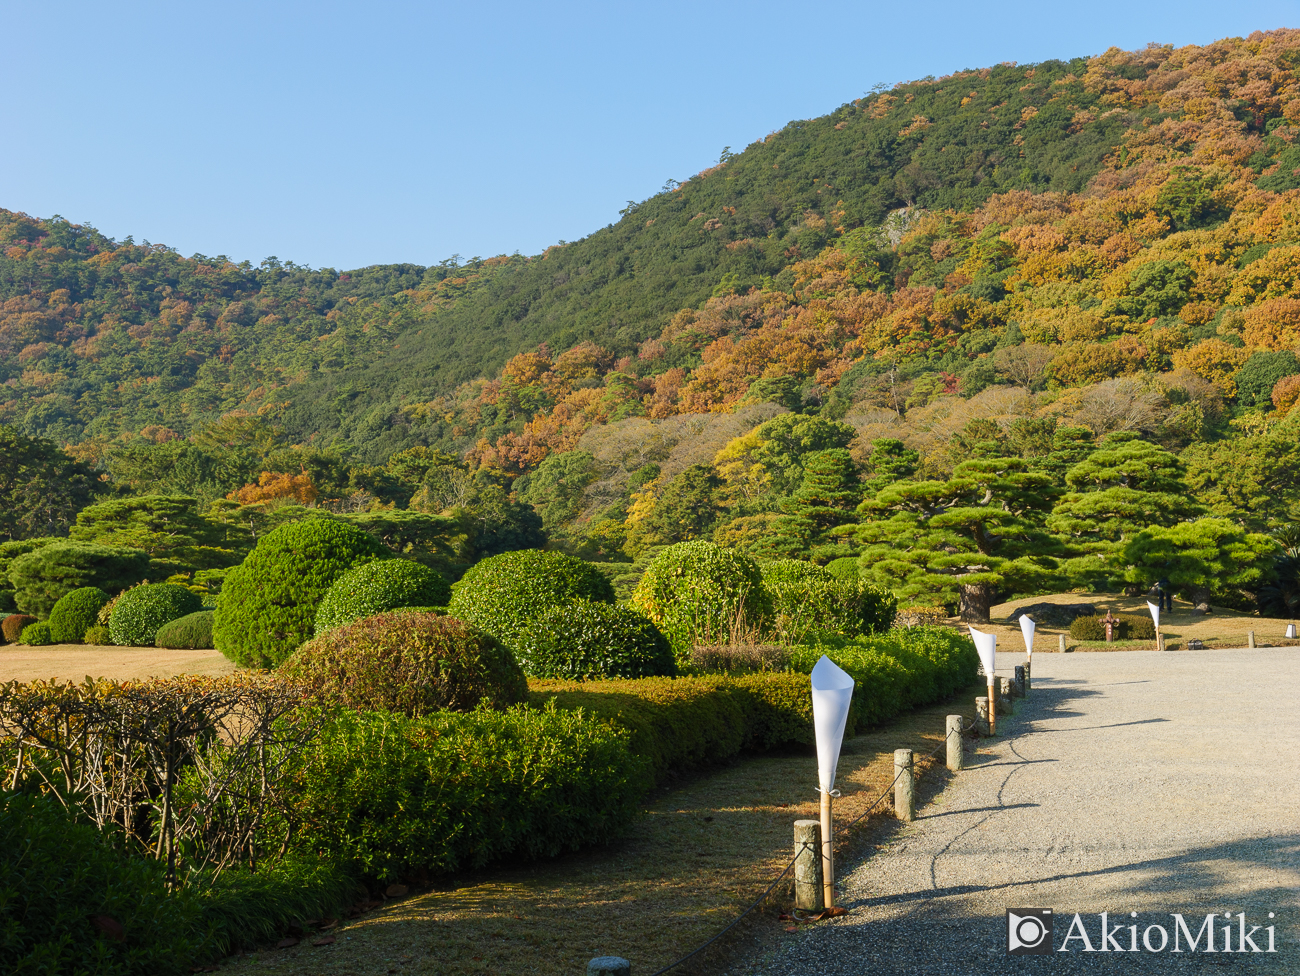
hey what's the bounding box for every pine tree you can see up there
[769,449,861,562]
[848,456,1062,622]
[1046,433,1204,586]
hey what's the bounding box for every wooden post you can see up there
[1058,633,1067,653]
[793,820,823,911]
[976,696,991,736]
[894,749,914,822]
[820,791,835,910]
[588,957,631,976]
[946,714,964,772]
[998,676,1014,716]
[1248,631,1256,649]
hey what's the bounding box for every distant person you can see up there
[1149,578,1173,613]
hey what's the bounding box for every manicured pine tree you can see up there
[769,449,862,562]
[1120,517,1278,611]
[1046,433,1204,586]
[847,456,1063,622]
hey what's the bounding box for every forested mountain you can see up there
[4,30,1300,613]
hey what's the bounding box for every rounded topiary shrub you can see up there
[314,559,450,635]
[47,587,110,644]
[213,518,389,668]
[155,610,215,649]
[447,549,615,650]
[630,541,771,653]
[2,614,36,643]
[761,559,896,642]
[19,621,53,645]
[109,583,203,647]
[281,612,527,716]
[82,624,111,645]
[513,601,676,679]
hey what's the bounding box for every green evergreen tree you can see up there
[626,465,722,553]
[860,438,919,496]
[1047,434,1203,585]
[770,449,861,562]
[848,456,1062,622]
[0,426,104,542]
[1121,518,1278,610]
[69,495,236,579]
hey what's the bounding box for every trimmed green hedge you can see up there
[631,541,772,655]
[281,612,527,716]
[529,672,816,784]
[280,704,647,881]
[109,584,203,647]
[314,559,451,635]
[48,587,110,644]
[513,601,676,680]
[214,519,389,668]
[447,549,614,650]
[1069,613,1156,641]
[788,627,981,727]
[155,611,215,649]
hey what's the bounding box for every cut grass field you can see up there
[0,644,237,683]
[217,681,988,976]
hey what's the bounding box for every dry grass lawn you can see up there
[0,644,237,684]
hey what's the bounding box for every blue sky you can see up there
[2,2,1295,270]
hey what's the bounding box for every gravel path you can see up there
[751,648,1300,974]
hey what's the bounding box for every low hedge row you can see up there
[528,672,817,784]
[280,703,646,882]
[1068,613,1156,641]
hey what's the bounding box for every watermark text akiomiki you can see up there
[1007,908,1279,955]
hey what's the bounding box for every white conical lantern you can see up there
[811,656,855,793]
[1019,614,1036,658]
[1147,601,1161,632]
[969,626,997,681]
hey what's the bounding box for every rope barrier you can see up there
[644,716,979,976]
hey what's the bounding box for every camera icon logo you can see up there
[1007,908,1052,954]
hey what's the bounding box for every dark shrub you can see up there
[631,541,771,653]
[109,583,203,647]
[8,542,150,618]
[281,612,527,716]
[2,613,35,643]
[278,704,646,881]
[314,559,450,634]
[0,790,206,975]
[155,610,215,649]
[48,586,110,644]
[447,549,614,650]
[19,621,53,645]
[213,518,388,668]
[513,601,676,679]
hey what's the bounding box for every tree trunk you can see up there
[959,583,995,624]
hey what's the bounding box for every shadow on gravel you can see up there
[919,802,1040,819]
[791,835,1299,976]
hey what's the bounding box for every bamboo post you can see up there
[793,820,823,911]
[820,790,835,910]
[987,678,997,734]
[946,714,964,772]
